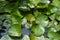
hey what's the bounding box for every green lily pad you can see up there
[35,14,49,27]
[30,34,48,40]
[50,7,58,13]
[47,31,60,40]
[31,24,44,36]
[52,0,60,8]
[8,24,22,37]
[25,14,35,23]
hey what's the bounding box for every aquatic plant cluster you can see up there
[0,0,60,40]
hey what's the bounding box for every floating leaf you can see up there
[8,24,22,37]
[47,31,60,40]
[52,0,60,8]
[35,14,49,27]
[25,14,35,23]
[30,34,47,40]
[31,24,44,36]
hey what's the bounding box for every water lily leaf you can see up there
[0,35,13,40]
[8,10,22,37]
[30,34,47,40]
[52,0,60,8]
[50,7,58,13]
[31,24,44,36]
[47,31,60,40]
[11,10,23,18]
[36,14,48,23]
[8,24,22,37]
[25,14,35,23]
[11,10,22,25]
[35,14,49,27]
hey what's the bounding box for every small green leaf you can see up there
[31,24,44,36]
[25,14,35,23]
[30,34,46,40]
[47,31,60,40]
[35,14,49,27]
[52,0,60,8]
[8,24,22,37]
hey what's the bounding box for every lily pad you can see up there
[47,31,60,40]
[31,24,44,36]
[8,24,22,37]
[35,14,49,27]
[30,34,47,40]
[52,0,60,8]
